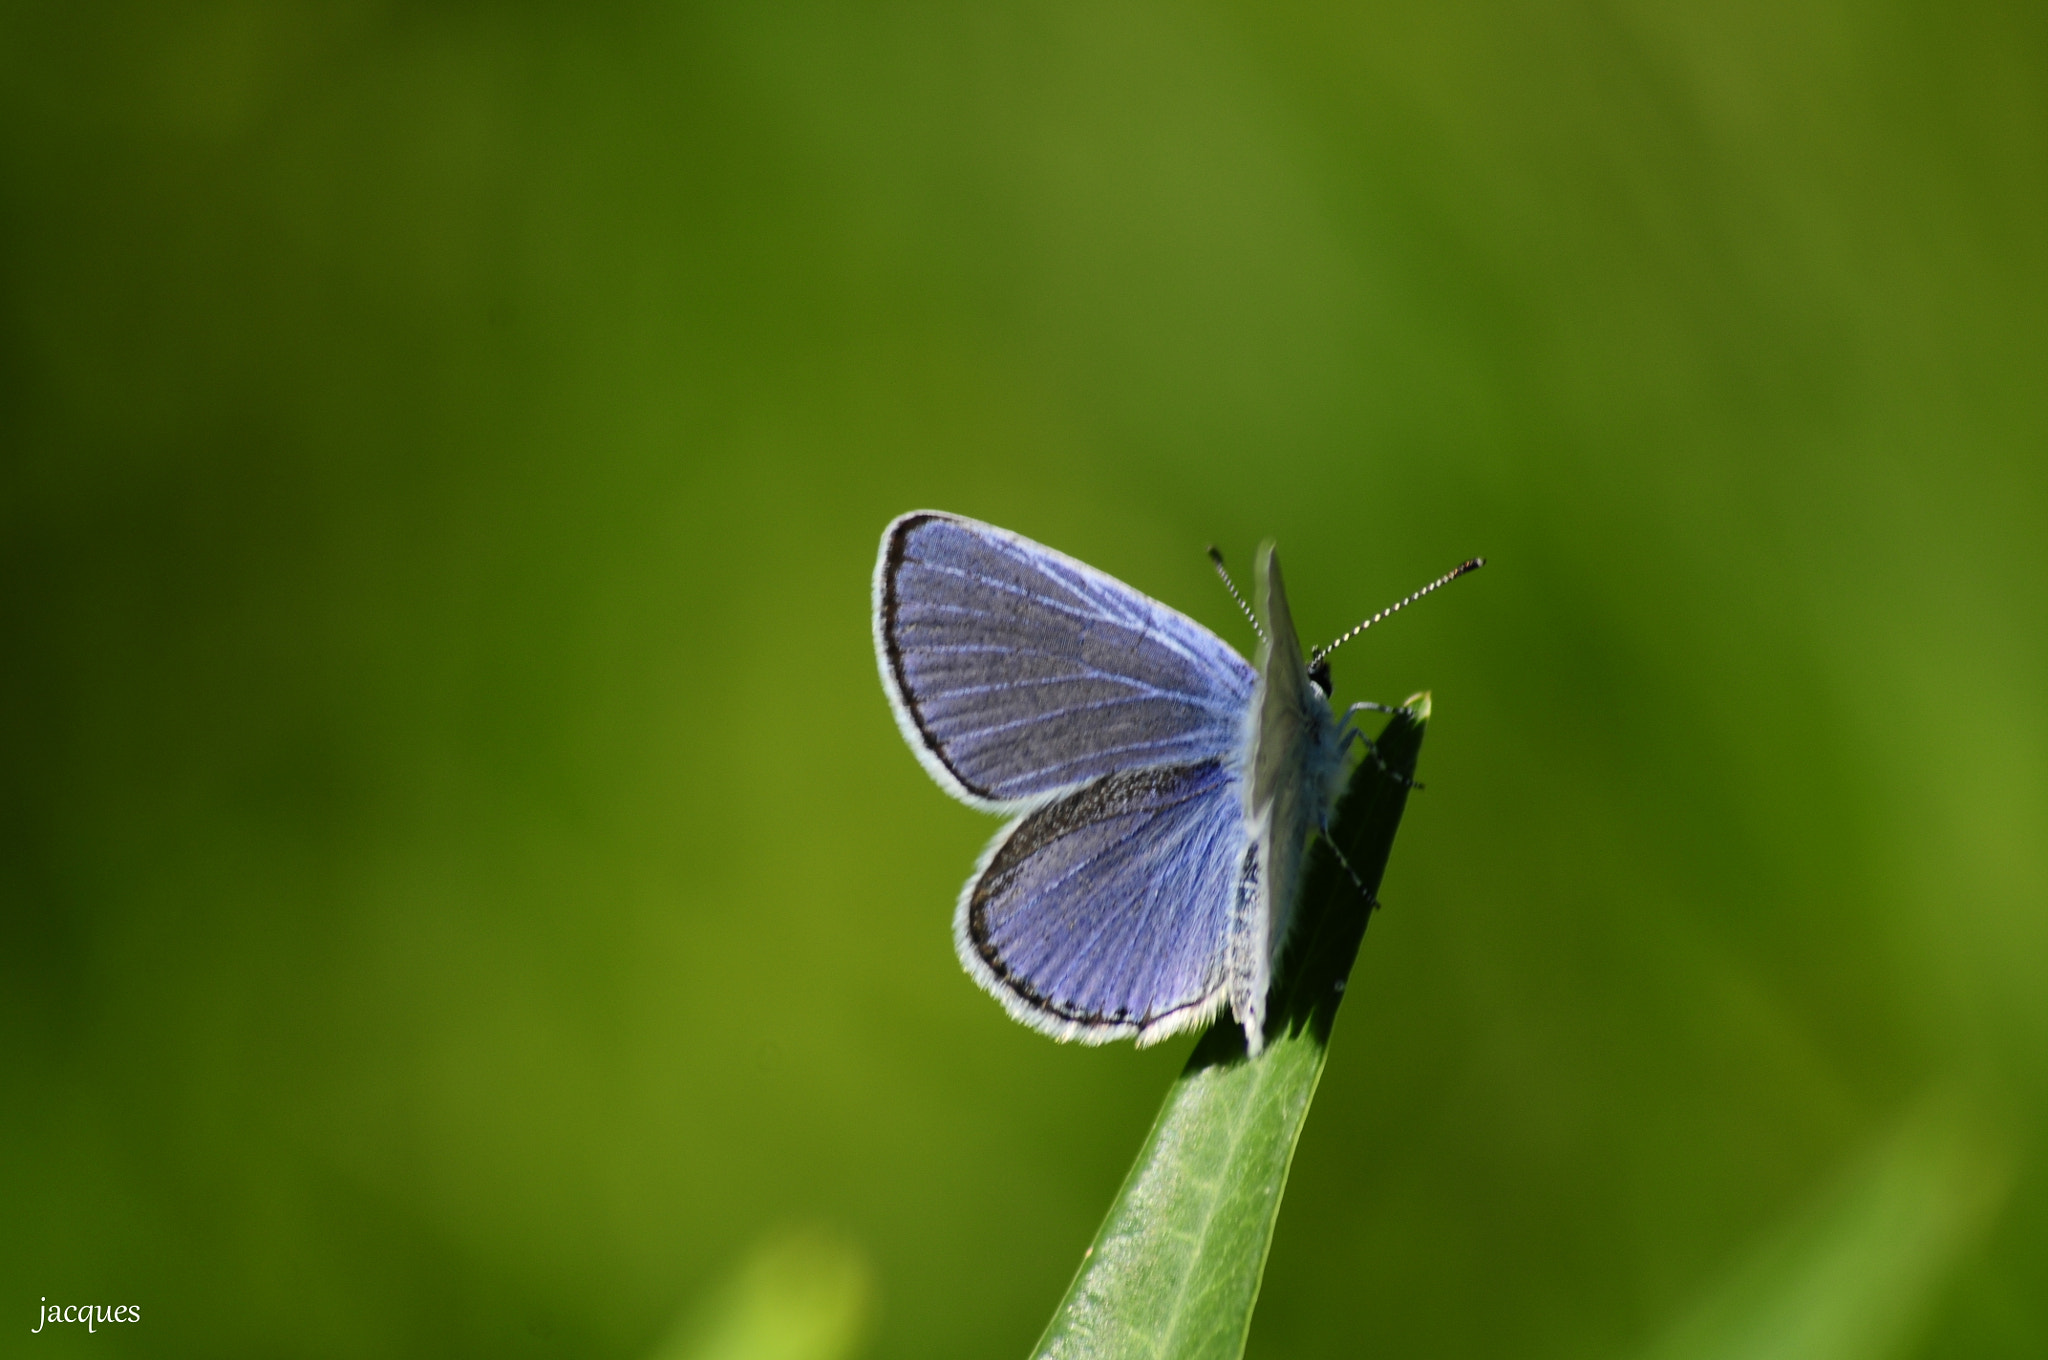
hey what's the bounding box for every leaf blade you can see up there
[1033,697,1430,1360]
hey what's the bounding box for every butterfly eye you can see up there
[1308,657,1332,697]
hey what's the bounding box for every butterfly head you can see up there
[1307,656,1332,697]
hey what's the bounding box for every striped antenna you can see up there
[1312,557,1486,664]
[1206,546,1265,643]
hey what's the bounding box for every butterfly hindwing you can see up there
[875,512,1256,809]
[958,759,1247,1045]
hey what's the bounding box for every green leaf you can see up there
[1032,695,1431,1360]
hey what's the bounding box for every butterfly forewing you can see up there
[875,513,1255,808]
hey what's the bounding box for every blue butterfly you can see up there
[873,512,1480,1053]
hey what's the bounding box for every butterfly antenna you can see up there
[1207,546,1265,643]
[1312,557,1486,665]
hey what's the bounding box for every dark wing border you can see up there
[874,512,1010,808]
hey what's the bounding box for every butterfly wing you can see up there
[874,512,1256,810]
[958,759,1247,1045]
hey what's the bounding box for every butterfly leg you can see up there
[1336,704,1425,791]
[1319,830,1381,912]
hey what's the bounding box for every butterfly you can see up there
[873,512,1480,1054]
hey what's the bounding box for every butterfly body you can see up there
[874,511,1361,1053]
[1235,547,1350,1045]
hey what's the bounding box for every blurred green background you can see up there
[3,1,2043,1356]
